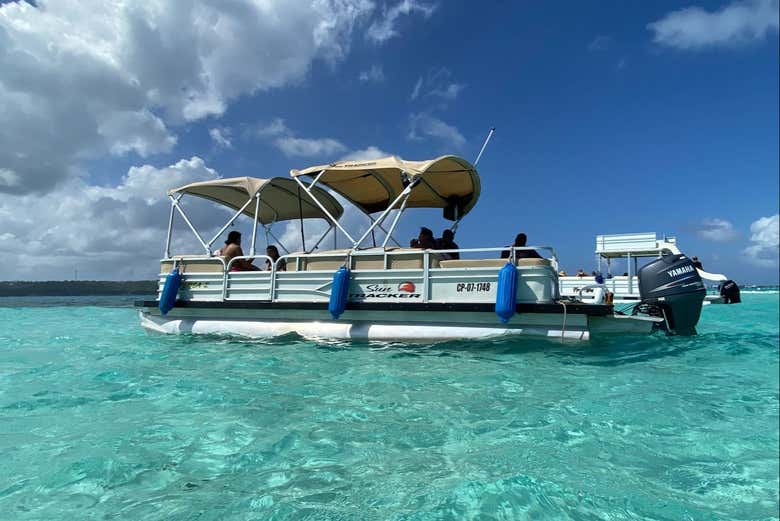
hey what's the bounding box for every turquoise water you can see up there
[0,294,777,520]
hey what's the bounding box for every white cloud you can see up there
[0,168,21,189]
[250,118,347,158]
[274,136,347,158]
[367,0,436,43]
[251,118,290,139]
[340,146,390,160]
[588,35,612,51]
[743,214,779,267]
[409,68,465,103]
[0,157,223,280]
[410,77,423,100]
[0,0,405,195]
[408,113,466,149]
[697,218,738,241]
[358,64,385,83]
[648,0,779,50]
[209,127,232,149]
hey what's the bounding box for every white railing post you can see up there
[164,197,177,258]
[423,251,430,302]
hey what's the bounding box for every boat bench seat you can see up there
[286,248,441,271]
[439,258,552,269]
[160,256,226,274]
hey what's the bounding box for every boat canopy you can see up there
[168,176,344,224]
[290,155,480,220]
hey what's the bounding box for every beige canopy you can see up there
[290,155,480,219]
[169,176,343,224]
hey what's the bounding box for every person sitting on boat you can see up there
[576,268,587,277]
[412,227,436,250]
[265,245,287,271]
[219,231,260,271]
[500,233,542,259]
[692,256,703,270]
[435,229,460,260]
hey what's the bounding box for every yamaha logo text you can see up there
[666,265,694,278]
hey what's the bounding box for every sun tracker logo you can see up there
[398,281,416,293]
[349,282,421,300]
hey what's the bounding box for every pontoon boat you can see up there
[136,156,707,341]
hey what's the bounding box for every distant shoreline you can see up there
[0,281,156,297]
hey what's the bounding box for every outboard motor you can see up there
[636,254,706,335]
[719,280,741,304]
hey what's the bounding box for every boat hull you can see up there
[137,301,660,342]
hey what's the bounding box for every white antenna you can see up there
[473,127,495,166]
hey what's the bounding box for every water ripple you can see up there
[0,294,777,520]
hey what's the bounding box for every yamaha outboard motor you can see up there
[636,254,706,335]
[719,280,741,304]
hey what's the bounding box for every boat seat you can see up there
[517,258,552,267]
[438,258,552,269]
[287,248,441,271]
[160,256,226,274]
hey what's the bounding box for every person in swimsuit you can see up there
[218,231,259,271]
[265,245,287,271]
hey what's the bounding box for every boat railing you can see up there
[159,246,559,303]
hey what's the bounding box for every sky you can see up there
[0,0,778,283]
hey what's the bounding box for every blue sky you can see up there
[0,0,778,282]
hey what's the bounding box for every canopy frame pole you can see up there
[382,197,410,248]
[294,174,355,243]
[308,169,327,189]
[474,127,496,166]
[250,193,261,256]
[353,180,418,249]
[164,194,181,259]
[364,214,402,247]
[207,196,256,248]
[170,195,211,255]
[307,224,334,254]
[450,206,461,233]
[297,184,306,253]
[266,227,291,255]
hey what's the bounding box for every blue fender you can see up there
[329,266,351,319]
[159,267,182,316]
[495,263,518,323]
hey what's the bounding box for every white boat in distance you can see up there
[136,155,707,341]
[559,233,733,306]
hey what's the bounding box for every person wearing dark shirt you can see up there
[692,256,703,270]
[500,233,542,259]
[413,227,436,249]
[436,229,460,259]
